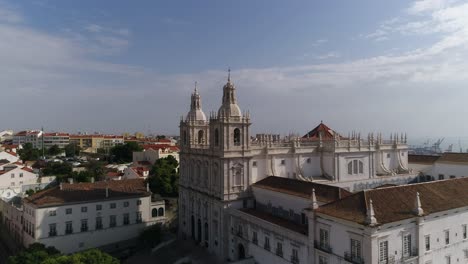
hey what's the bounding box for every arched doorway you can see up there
[238,243,246,259]
[204,222,209,247]
[191,215,195,239]
[197,219,202,243]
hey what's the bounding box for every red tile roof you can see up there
[317,178,468,226]
[43,133,70,137]
[25,179,150,207]
[302,122,341,140]
[253,176,352,203]
[106,171,123,178]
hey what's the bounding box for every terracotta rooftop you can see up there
[436,153,468,163]
[302,122,341,140]
[253,176,352,203]
[25,179,150,207]
[240,208,307,235]
[317,178,468,226]
[408,154,440,164]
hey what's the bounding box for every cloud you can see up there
[0,2,23,23]
[407,0,450,14]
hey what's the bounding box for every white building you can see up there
[314,177,468,264]
[0,130,14,142]
[13,130,43,148]
[1,179,166,254]
[133,144,180,166]
[408,153,468,181]
[178,74,417,262]
[122,166,150,180]
[0,150,20,163]
[0,165,38,201]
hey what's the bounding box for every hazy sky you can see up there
[1,0,468,140]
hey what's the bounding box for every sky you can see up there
[1,0,468,144]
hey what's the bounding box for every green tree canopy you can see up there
[47,145,62,156]
[18,143,41,161]
[64,143,81,157]
[8,244,119,264]
[138,224,162,249]
[148,155,179,197]
[110,142,143,163]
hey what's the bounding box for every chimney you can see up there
[105,187,109,198]
[146,182,150,192]
[68,178,73,184]
[91,177,95,183]
[59,183,63,190]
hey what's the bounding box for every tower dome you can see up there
[218,70,242,118]
[186,83,207,122]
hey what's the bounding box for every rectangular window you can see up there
[137,200,142,206]
[110,215,116,227]
[49,223,57,237]
[319,228,329,249]
[11,173,14,178]
[351,239,361,260]
[65,221,73,234]
[379,241,388,263]
[81,219,88,232]
[403,234,412,257]
[291,248,299,264]
[319,256,328,264]
[353,160,358,174]
[439,174,445,180]
[20,173,23,178]
[95,217,103,230]
[252,231,258,245]
[307,158,311,163]
[264,237,270,251]
[110,203,116,209]
[276,242,283,257]
[425,235,430,251]
[136,212,142,223]
[464,249,468,259]
[252,161,257,167]
[301,213,307,225]
[124,201,129,207]
[123,213,130,225]
[96,204,102,211]
[446,256,451,264]
[281,159,285,165]
[445,230,450,245]
[49,210,56,216]
[81,206,87,213]
[463,225,467,239]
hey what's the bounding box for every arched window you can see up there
[348,160,364,175]
[204,222,209,241]
[198,130,204,144]
[234,128,241,146]
[214,129,219,146]
[196,164,201,185]
[152,208,158,217]
[158,208,164,217]
[233,166,242,186]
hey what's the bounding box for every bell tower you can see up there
[180,83,209,150]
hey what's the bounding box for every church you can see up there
[178,73,420,263]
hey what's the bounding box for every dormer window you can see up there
[348,160,364,175]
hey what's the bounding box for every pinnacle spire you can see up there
[366,199,377,226]
[228,68,231,83]
[414,192,424,216]
[311,188,319,209]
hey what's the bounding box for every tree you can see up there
[110,142,143,163]
[18,143,41,161]
[47,145,62,156]
[138,224,162,249]
[8,244,118,264]
[42,162,72,182]
[25,189,35,196]
[64,143,80,157]
[148,156,179,196]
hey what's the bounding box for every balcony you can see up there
[314,240,333,254]
[344,252,364,264]
[401,248,418,261]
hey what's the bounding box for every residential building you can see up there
[69,134,124,153]
[41,133,70,149]
[132,144,180,166]
[178,75,417,262]
[0,150,20,163]
[0,165,38,201]
[13,130,43,148]
[409,153,468,180]
[0,130,14,142]
[1,179,165,254]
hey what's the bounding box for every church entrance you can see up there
[238,243,246,259]
[197,219,202,243]
[191,216,195,239]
